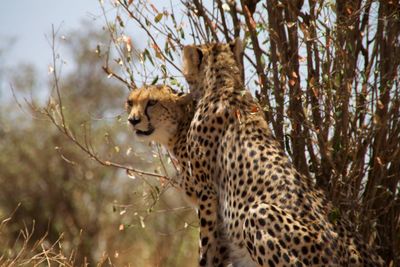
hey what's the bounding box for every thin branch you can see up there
[241,1,277,133]
[102,65,135,90]
[43,26,174,187]
[216,0,231,41]
[192,0,219,41]
[118,1,181,73]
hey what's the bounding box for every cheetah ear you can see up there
[176,93,193,106]
[182,45,203,78]
[229,38,244,81]
[229,38,244,66]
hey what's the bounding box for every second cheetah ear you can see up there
[229,38,244,66]
[182,45,203,78]
[177,93,193,105]
[229,38,244,81]
[176,93,195,111]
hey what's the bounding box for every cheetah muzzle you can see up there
[134,126,155,136]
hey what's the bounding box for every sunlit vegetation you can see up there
[0,0,399,266]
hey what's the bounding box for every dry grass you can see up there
[0,208,114,267]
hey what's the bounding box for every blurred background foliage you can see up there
[0,27,197,266]
[0,0,399,266]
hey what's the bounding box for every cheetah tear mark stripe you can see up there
[141,100,156,135]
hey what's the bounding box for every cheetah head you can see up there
[182,38,244,95]
[126,85,192,146]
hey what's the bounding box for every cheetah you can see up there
[126,84,232,265]
[181,39,385,267]
[126,84,196,198]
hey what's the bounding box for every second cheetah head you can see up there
[182,38,244,95]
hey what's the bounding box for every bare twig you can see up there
[43,24,174,187]
[192,0,219,42]
[118,1,181,73]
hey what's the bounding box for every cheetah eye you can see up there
[147,99,158,106]
[126,99,133,107]
[196,47,203,67]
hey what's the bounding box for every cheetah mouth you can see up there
[135,127,154,136]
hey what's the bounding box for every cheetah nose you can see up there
[128,117,141,125]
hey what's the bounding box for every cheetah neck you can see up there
[167,115,192,162]
[203,54,242,95]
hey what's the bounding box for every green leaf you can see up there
[179,28,185,39]
[151,76,159,85]
[143,49,154,65]
[170,77,178,86]
[160,64,167,76]
[117,15,124,27]
[260,55,266,66]
[154,13,163,23]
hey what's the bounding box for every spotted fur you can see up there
[126,84,232,266]
[181,40,385,267]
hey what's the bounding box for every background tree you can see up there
[1,0,398,266]
[96,0,399,265]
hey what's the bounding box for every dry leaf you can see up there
[250,105,260,114]
[150,3,159,13]
[152,42,164,60]
[140,216,146,228]
[326,37,331,49]
[312,87,319,98]
[286,22,296,28]
[377,100,384,109]
[222,3,230,11]
[127,170,136,179]
[159,176,167,187]
[299,22,310,40]
[235,109,242,124]
[122,35,132,52]
[309,77,319,97]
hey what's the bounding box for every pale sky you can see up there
[0,0,206,101]
[0,0,103,73]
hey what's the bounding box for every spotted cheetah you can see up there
[181,40,385,267]
[126,84,196,197]
[126,84,232,265]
